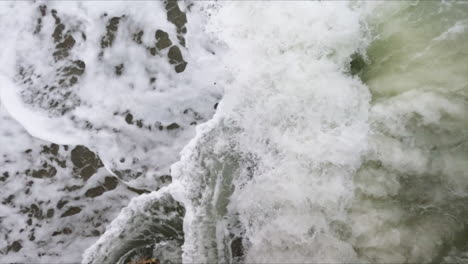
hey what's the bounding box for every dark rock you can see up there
[39,5,47,16]
[30,204,43,219]
[125,113,134,124]
[52,24,65,43]
[104,176,119,190]
[168,46,187,73]
[70,146,103,180]
[70,76,78,85]
[63,185,82,192]
[166,123,180,130]
[61,206,82,217]
[165,1,187,30]
[177,35,186,47]
[29,231,36,241]
[350,53,366,76]
[57,35,76,50]
[133,30,144,44]
[115,64,124,76]
[174,62,187,73]
[0,171,9,182]
[53,49,70,62]
[8,240,22,253]
[34,18,43,34]
[149,47,157,56]
[101,17,121,49]
[168,46,183,64]
[80,165,97,180]
[56,200,68,209]
[155,30,172,50]
[136,120,143,128]
[63,227,72,235]
[51,9,60,24]
[158,175,172,185]
[127,186,150,195]
[31,164,57,178]
[50,144,59,155]
[62,60,86,77]
[85,186,106,198]
[46,208,55,218]
[231,236,244,259]
[2,195,14,205]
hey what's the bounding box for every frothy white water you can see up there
[171,2,373,263]
[82,189,185,264]
[0,1,220,262]
[171,1,468,263]
[0,1,222,188]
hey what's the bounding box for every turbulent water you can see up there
[1,1,468,263]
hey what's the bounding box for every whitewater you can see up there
[1,1,468,263]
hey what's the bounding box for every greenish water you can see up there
[363,1,468,100]
[351,2,468,263]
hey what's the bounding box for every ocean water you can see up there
[1,1,468,263]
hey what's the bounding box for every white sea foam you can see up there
[0,1,222,188]
[171,2,373,263]
[0,1,220,262]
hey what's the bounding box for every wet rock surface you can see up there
[71,146,104,181]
